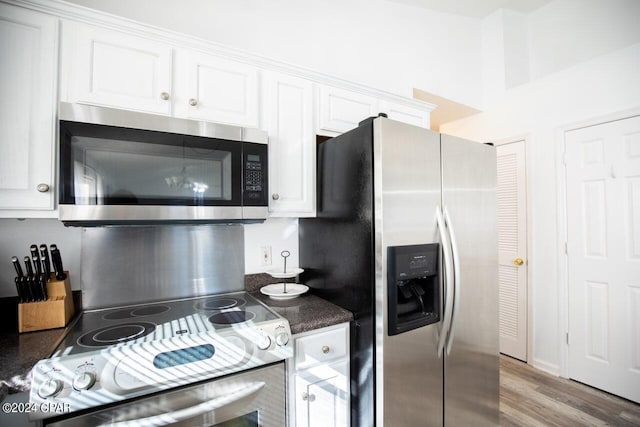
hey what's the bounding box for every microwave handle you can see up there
[101,381,265,427]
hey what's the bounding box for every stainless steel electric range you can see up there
[29,291,292,426]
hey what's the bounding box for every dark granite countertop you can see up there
[0,326,71,400]
[0,277,353,400]
[252,292,353,335]
[245,273,353,335]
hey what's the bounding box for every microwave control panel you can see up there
[243,143,268,205]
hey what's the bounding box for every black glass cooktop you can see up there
[53,291,279,356]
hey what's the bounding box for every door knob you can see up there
[513,258,524,266]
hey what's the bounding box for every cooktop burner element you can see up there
[195,297,245,311]
[103,305,170,320]
[78,321,156,347]
[208,310,256,325]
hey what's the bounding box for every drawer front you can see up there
[295,326,348,369]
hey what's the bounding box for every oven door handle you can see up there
[101,381,266,427]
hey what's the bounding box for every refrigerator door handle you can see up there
[444,207,461,355]
[436,206,454,358]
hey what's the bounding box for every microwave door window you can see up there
[69,136,235,206]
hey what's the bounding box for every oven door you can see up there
[45,363,285,427]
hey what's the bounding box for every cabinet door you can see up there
[176,51,259,127]
[379,100,431,128]
[67,23,173,115]
[295,360,349,427]
[0,4,57,212]
[317,85,378,135]
[263,71,315,217]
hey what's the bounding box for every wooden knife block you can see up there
[18,272,75,333]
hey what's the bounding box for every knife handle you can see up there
[11,256,24,278]
[24,256,34,278]
[15,277,23,303]
[22,277,34,302]
[30,244,39,260]
[50,248,66,281]
[39,273,48,301]
[33,255,42,276]
[40,244,51,279]
[31,276,43,301]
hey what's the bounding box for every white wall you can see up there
[527,0,640,80]
[441,42,640,374]
[62,0,484,108]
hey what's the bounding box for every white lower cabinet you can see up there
[289,323,350,427]
[0,4,57,214]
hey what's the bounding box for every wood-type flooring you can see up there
[500,355,640,426]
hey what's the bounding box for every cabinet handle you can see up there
[322,345,330,354]
[272,193,280,200]
[302,392,315,402]
[188,98,198,106]
[513,258,524,266]
[36,183,50,193]
[160,92,170,101]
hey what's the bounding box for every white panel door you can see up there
[566,115,640,403]
[178,51,259,127]
[317,85,378,135]
[379,100,430,129]
[496,141,528,361]
[69,23,172,115]
[0,4,57,211]
[263,71,315,217]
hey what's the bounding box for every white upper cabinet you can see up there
[174,51,259,127]
[62,22,173,115]
[0,4,57,213]
[380,100,431,129]
[262,71,315,217]
[317,85,379,136]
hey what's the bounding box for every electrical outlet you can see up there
[260,246,272,266]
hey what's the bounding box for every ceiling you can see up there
[386,0,552,17]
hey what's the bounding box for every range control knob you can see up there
[275,332,290,347]
[257,335,272,350]
[72,372,96,391]
[38,379,63,398]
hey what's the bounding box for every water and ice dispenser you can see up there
[387,244,440,335]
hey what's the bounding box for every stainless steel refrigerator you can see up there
[299,116,499,426]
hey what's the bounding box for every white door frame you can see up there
[493,135,533,364]
[557,106,640,379]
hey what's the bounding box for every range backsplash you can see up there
[81,225,244,309]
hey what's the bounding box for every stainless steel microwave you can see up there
[58,103,268,226]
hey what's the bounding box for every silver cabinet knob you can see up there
[322,345,330,354]
[160,92,170,101]
[272,193,280,200]
[188,98,198,106]
[302,392,315,402]
[37,183,50,193]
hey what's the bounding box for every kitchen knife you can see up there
[30,244,39,260]
[39,273,48,301]
[22,276,34,302]
[33,255,42,277]
[11,256,24,278]
[40,244,51,280]
[23,256,41,301]
[50,246,67,280]
[14,277,23,303]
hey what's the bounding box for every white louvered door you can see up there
[496,141,528,361]
[566,115,640,403]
